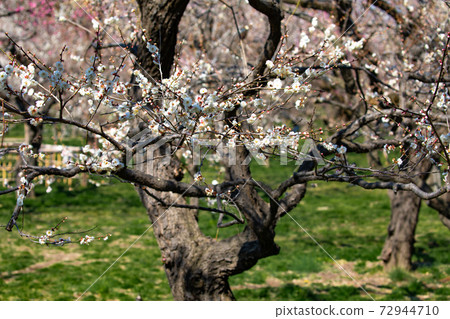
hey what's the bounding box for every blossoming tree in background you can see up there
[0,0,449,300]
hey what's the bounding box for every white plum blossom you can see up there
[111,158,124,170]
[247,113,257,124]
[80,235,95,245]
[299,32,310,49]
[79,153,88,162]
[97,64,106,73]
[253,98,264,109]
[205,188,214,196]
[268,78,283,90]
[104,16,119,25]
[256,153,267,161]
[39,70,48,78]
[183,96,193,108]
[309,17,318,32]
[337,146,347,154]
[266,60,274,69]
[4,64,13,74]
[92,19,100,30]
[440,133,450,143]
[323,142,337,151]
[295,98,307,110]
[55,61,64,71]
[436,91,449,111]
[324,24,336,41]
[0,71,7,81]
[291,80,302,93]
[27,105,39,115]
[273,65,294,77]
[182,149,192,159]
[19,143,33,156]
[17,194,25,207]
[345,39,364,52]
[194,172,203,182]
[333,47,345,60]
[147,42,158,53]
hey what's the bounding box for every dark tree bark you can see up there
[427,193,450,230]
[135,0,190,79]
[136,144,234,300]
[380,190,421,270]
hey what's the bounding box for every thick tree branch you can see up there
[427,193,450,229]
[408,73,450,84]
[279,170,450,200]
[277,183,307,216]
[135,0,190,78]
[284,0,415,37]
[283,0,333,12]
[248,0,283,78]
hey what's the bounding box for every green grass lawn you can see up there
[0,136,449,300]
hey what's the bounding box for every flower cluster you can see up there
[0,63,14,91]
[71,145,124,173]
[322,143,346,155]
[17,64,36,93]
[80,234,110,245]
[147,41,160,65]
[194,172,204,182]
[241,125,300,160]
[38,230,55,245]
[80,235,95,245]
[436,90,449,112]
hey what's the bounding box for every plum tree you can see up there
[0,0,449,300]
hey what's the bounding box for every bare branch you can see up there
[283,170,450,200]
[408,73,450,84]
[141,187,245,224]
[0,186,19,195]
[283,0,333,12]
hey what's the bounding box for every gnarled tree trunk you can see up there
[133,0,287,300]
[134,136,279,300]
[136,144,235,300]
[380,190,421,270]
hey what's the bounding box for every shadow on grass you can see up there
[233,283,371,301]
[413,233,450,269]
[233,280,447,301]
